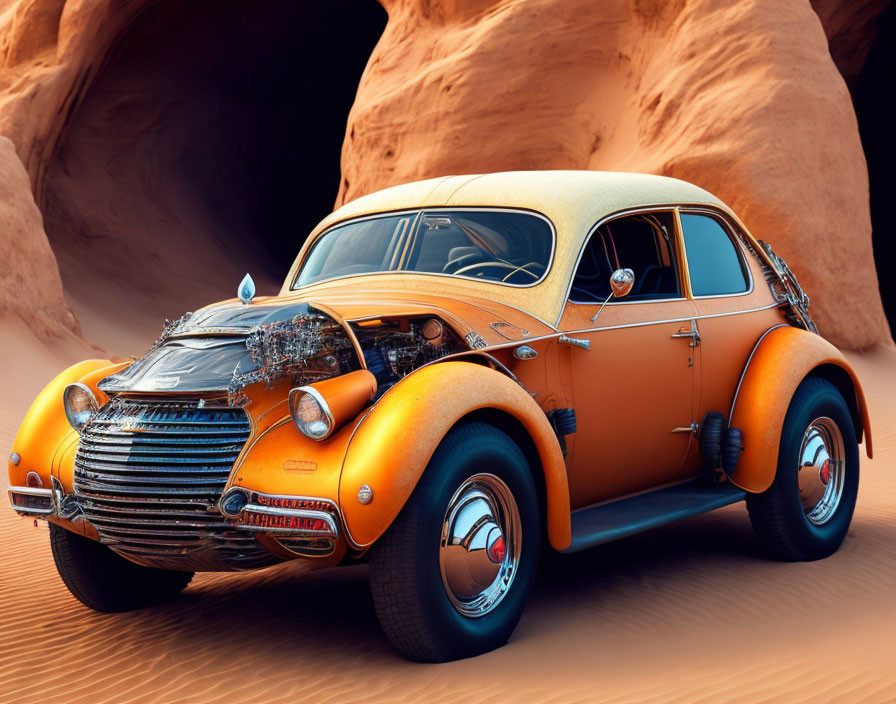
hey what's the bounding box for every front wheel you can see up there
[369,422,540,662]
[50,523,193,612]
[747,377,860,561]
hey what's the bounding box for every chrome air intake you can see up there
[73,398,275,571]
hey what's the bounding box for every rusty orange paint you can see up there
[729,326,872,493]
[8,359,123,489]
[228,410,359,501]
[52,431,80,492]
[338,361,571,551]
[226,372,373,497]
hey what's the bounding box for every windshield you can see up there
[294,209,554,288]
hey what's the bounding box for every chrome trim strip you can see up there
[291,206,558,291]
[567,297,689,307]
[468,301,783,357]
[220,488,341,538]
[728,324,790,423]
[8,486,54,497]
[237,507,338,537]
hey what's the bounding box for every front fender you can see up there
[729,326,871,493]
[8,359,129,491]
[338,361,571,550]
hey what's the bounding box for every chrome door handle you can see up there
[671,320,701,347]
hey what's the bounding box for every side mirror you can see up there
[590,268,636,323]
[609,268,635,299]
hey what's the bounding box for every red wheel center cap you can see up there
[487,535,506,564]
[820,459,831,485]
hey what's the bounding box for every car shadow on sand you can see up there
[98,504,781,665]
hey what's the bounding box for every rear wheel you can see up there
[369,421,540,662]
[50,523,193,611]
[747,377,859,561]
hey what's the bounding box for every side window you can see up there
[570,212,680,303]
[680,213,749,296]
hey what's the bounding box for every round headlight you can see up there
[289,387,334,440]
[63,383,99,433]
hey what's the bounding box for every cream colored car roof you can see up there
[281,171,727,328]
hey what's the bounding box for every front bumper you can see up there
[9,480,343,569]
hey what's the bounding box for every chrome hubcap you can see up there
[439,473,521,618]
[797,417,845,525]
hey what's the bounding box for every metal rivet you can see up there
[357,484,373,505]
[9,452,21,466]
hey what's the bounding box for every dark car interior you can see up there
[569,212,680,303]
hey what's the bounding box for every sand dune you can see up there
[2,326,896,703]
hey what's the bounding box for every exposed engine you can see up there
[352,316,464,393]
[98,301,465,400]
[233,311,359,391]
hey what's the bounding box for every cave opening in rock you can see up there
[855,4,896,339]
[41,0,386,341]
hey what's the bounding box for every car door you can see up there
[558,209,701,509]
[677,209,783,470]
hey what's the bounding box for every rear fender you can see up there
[729,326,871,493]
[338,361,571,550]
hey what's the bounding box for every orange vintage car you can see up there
[8,171,870,662]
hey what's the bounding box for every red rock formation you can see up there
[0,135,77,338]
[810,0,892,91]
[341,0,890,348]
[0,0,891,349]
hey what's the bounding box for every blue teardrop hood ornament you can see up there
[238,273,256,305]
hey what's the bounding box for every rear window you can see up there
[294,209,554,288]
[680,213,749,296]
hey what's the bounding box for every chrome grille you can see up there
[73,398,275,571]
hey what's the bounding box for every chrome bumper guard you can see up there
[218,488,340,539]
[8,486,57,517]
[9,478,82,520]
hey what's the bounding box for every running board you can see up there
[563,480,746,553]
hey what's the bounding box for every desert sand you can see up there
[2,309,896,702]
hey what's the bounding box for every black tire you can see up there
[50,523,193,612]
[369,421,540,662]
[746,377,859,561]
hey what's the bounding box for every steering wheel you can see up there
[442,252,484,274]
[454,261,535,281]
[501,262,545,284]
